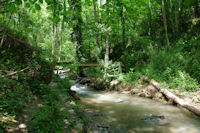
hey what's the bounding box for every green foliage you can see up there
[138,48,200,91]
[171,71,199,91]
[99,60,122,80]
[83,67,103,78]
[56,78,73,90]
[119,36,153,72]
[28,104,65,133]
[120,71,140,83]
[0,78,30,115]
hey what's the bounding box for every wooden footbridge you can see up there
[57,62,101,67]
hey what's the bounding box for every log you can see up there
[142,76,200,117]
[1,67,29,78]
[160,88,200,117]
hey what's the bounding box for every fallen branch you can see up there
[1,67,29,78]
[142,76,200,117]
[7,33,27,45]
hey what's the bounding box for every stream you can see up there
[70,83,200,133]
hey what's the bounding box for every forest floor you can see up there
[2,79,87,133]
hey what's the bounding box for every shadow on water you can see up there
[71,83,200,133]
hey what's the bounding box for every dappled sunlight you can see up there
[108,117,117,122]
[5,123,27,133]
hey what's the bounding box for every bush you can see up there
[28,104,66,133]
[120,70,140,83]
[170,71,199,91]
[138,48,200,91]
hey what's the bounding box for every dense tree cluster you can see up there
[1,0,200,85]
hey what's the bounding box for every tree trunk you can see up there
[105,31,109,62]
[169,0,175,37]
[104,0,110,79]
[148,0,152,37]
[162,0,170,48]
[69,0,83,76]
[98,0,103,56]
[18,13,21,32]
[6,13,12,27]
[51,0,57,62]
[36,11,41,47]
[174,0,179,34]
[142,76,200,117]
[105,0,109,62]
[24,1,27,34]
[120,1,126,50]
[93,0,100,54]
[51,23,55,62]
[55,23,59,51]
[193,2,200,18]
[58,0,66,62]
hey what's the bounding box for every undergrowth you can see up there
[0,27,87,132]
[137,47,200,91]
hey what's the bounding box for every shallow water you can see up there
[71,83,200,133]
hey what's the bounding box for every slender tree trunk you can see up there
[105,31,109,62]
[162,0,170,48]
[104,0,110,79]
[51,1,56,62]
[174,0,179,34]
[2,13,5,24]
[24,1,27,34]
[6,13,12,27]
[105,0,109,62]
[193,2,200,18]
[169,0,175,37]
[58,0,66,62]
[36,11,41,47]
[98,0,103,56]
[120,1,126,49]
[69,0,83,76]
[93,0,100,54]
[18,13,21,32]
[14,13,16,29]
[55,23,59,50]
[51,23,55,62]
[148,0,152,37]
[86,8,92,59]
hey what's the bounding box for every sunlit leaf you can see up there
[32,8,36,13]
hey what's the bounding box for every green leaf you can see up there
[32,8,36,13]
[46,5,54,10]
[29,0,37,4]
[35,3,41,10]
[15,0,22,5]
[52,16,60,22]
[45,0,53,4]
[26,3,31,8]
[39,0,43,3]
[8,4,17,13]
[184,0,196,6]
